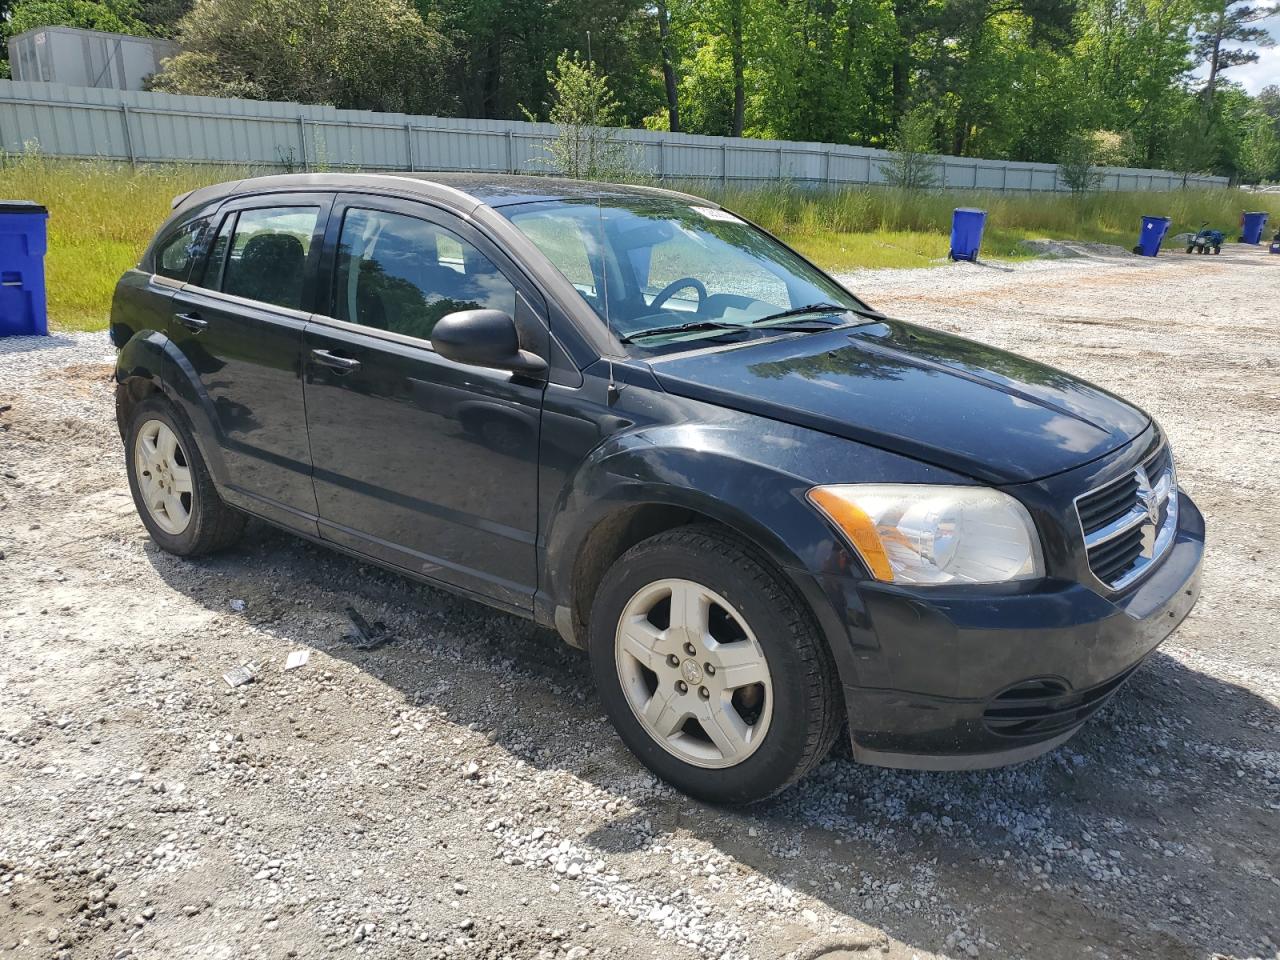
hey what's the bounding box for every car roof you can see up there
[171,172,715,216]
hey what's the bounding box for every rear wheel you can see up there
[1186,245,1195,254]
[588,525,841,804]
[125,395,244,556]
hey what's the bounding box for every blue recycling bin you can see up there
[1240,211,1269,245]
[1134,215,1171,257]
[949,207,986,262]
[0,201,50,337]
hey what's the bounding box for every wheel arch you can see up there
[561,501,775,649]
[114,329,231,486]
[542,434,860,669]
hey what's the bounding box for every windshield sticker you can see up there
[691,205,744,224]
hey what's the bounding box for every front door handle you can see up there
[311,349,361,374]
[175,311,208,333]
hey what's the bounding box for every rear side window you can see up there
[333,208,517,342]
[218,207,320,311]
[154,217,209,282]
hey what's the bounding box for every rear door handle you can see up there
[311,349,361,374]
[175,311,208,333]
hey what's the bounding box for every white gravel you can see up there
[1,244,1278,960]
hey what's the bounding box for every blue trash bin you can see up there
[949,207,986,262]
[1241,211,1269,245]
[0,200,50,337]
[1134,215,1172,257]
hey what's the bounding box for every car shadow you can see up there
[146,521,1279,960]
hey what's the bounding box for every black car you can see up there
[110,174,1204,804]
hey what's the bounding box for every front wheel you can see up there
[124,395,245,556]
[588,525,842,804]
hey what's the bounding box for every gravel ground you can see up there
[2,244,1278,960]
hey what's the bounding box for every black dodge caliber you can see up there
[110,173,1204,803]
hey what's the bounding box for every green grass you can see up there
[0,157,246,331]
[3,157,1277,331]
[706,182,1280,273]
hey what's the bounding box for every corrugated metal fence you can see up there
[0,80,1229,192]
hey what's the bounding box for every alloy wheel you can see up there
[134,419,194,535]
[614,578,773,769]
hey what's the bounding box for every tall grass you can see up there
[0,156,243,330]
[703,182,1280,270]
[2,156,1277,331]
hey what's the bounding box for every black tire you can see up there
[587,524,842,804]
[1186,245,1195,254]
[1213,245,1221,254]
[124,394,245,556]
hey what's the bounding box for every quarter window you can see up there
[334,208,517,342]
[154,217,209,282]
[219,207,320,311]
[197,212,235,290]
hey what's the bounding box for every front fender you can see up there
[115,330,230,486]
[541,418,961,690]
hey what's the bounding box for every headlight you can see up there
[807,484,1044,585]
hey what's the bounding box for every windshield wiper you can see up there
[750,302,887,326]
[619,320,748,344]
[619,302,888,344]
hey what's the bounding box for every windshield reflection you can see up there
[502,198,863,354]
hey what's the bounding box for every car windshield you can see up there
[501,197,864,355]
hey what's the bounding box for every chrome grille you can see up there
[1075,445,1178,591]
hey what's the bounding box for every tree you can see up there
[428,0,660,125]
[1057,131,1103,194]
[656,0,681,132]
[151,0,451,113]
[880,103,939,190]
[532,53,628,180]
[4,0,150,37]
[1240,112,1280,181]
[1194,0,1278,104]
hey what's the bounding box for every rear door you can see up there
[169,193,332,533]
[302,195,547,610]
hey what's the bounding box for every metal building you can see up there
[6,27,179,92]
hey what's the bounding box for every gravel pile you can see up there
[2,246,1277,960]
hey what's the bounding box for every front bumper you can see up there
[836,491,1204,770]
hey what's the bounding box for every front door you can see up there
[302,196,547,610]
[169,195,331,532]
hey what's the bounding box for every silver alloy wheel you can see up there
[134,419,194,536]
[615,578,773,769]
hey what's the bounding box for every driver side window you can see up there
[333,208,517,343]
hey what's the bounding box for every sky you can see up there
[1213,13,1280,94]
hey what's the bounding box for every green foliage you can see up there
[1240,112,1280,182]
[4,0,149,37]
[4,0,1264,182]
[1058,134,1102,196]
[428,0,661,125]
[880,105,939,191]
[151,0,450,113]
[1058,131,1131,194]
[531,53,629,180]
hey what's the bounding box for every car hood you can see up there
[649,320,1150,484]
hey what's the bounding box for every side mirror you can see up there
[432,309,547,377]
